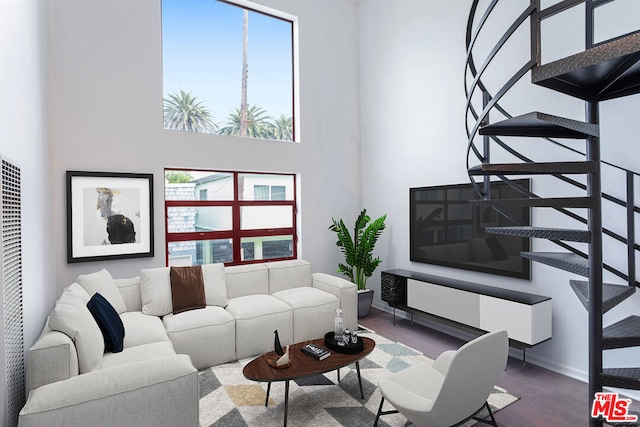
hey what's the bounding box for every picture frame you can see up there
[66,171,154,263]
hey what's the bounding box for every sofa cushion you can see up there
[201,262,228,307]
[267,259,312,293]
[226,294,293,359]
[170,266,206,314]
[273,286,339,309]
[100,341,176,370]
[48,284,104,373]
[87,293,125,353]
[76,269,127,314]
[66,282,91,304]
[225,263,269,299]
[114,276,142,312]
[141,264,229,316]
[163,306,236,369]
[120,312,170,348]
[272,287,339,342]
[139,267,172,316]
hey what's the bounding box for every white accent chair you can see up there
[374,330,509,427]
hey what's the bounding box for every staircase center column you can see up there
[586,100,603,427]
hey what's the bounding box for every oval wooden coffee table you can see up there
[243,336,375,427]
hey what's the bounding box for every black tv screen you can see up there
[410,179,531,280]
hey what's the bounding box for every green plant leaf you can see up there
[329,209,386,290]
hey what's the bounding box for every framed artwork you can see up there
[66,171,154,263]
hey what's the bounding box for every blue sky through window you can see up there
[162,0,294,126]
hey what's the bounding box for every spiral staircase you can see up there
[465,1,640,425]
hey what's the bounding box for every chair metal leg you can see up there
[284,380,290,427]
[455,401,498,427]
[265,382,271,407]
[476,401,498,427]
[374,397,384,427]
[356,361,364,399]
[374,396,400,426]
[376,398,497,427]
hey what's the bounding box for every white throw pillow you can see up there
[201,263,228,307]
[66,282,91,304]
[48,284,104,373]
[76,269,127,314]
[139,267,173,316]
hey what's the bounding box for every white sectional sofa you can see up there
[19,259,357,427]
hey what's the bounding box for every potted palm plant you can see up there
[329,209,387,318]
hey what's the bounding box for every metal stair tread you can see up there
[532,32,640,101]
[486,226,590,242]
[470,196,593,208]
[603,316,640,350]
[601,367,640,390]
[468,161,596,176]
[478,112,599,138]
[569,280,636,314]
[521,252,588,276]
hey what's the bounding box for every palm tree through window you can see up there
[161,0,299,142]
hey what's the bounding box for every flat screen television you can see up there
[410,179,531,280]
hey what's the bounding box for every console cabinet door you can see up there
[479,295,552,345]
[407,279,480,328]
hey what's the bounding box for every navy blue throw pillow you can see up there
[87,292,125,353]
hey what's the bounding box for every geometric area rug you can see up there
[198,327,519,427]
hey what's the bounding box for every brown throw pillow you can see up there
[170,266,206,314]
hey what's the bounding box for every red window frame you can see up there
[164,168,298,266]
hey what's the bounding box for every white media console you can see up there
[381,269,552,360]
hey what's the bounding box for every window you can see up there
[254,184,286,200]
[162,0,299,142]
[165,169,297,266]
[254,185,269,200]
[271,186,286,200]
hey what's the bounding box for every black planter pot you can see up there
[357,289,374,318]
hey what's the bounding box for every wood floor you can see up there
[358,307,640,427]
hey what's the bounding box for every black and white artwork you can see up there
[67,171,154,263]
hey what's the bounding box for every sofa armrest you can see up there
[312,273,358,331]
[19,354,198,427]
[27,328,79,395]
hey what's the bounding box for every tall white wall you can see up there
[359,0,640,399]
[0,0,53,423]
[47,0,361,291]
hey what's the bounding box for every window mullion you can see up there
[168,230,233,242]
[292,176,298,258]
[232,172,242,263]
